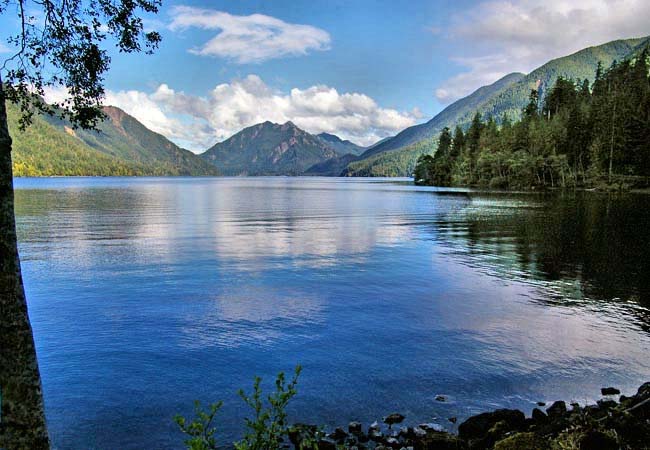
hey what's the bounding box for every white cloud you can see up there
[436,0,650,103]
[169,6,331,63]
[46,75,418,151]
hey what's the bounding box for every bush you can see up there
[175,366,302,450]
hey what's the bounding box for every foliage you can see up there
[415,47,650,189]
[176,366,302,450]
[235,366,302,450]
[8,103,219,176]
[1,0,161,129]
[175,401,224,450]
[352,37,647,159]
[344,138,436,177]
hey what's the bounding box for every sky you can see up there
[2,0,650,151]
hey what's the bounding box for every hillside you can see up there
[360,72,525,158]
[463,37,649,128]
[10,103,219,176]
[316,133,365,155]
[343,139,436,177]
[8,103,147,176]
[304,153,359,176]
[346,36,649,177]
[42,106,219,176]
[201,121,339,176]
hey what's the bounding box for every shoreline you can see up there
[288,382,650,449]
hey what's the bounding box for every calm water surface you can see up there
[14,177,650,449]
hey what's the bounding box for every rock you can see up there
[546,401,567,418]
[349,421,362,434]
[369,428,383,441]
[448,417,457,424]
[288,423,319,448]
[419,422,445,432]
[577,430,618,450]
[583,404,605,419]
[369,421,380,431]
[328,427,348,442]
[458,409,526,441]
[385,436,400,448]
[596,399,617,410]
[636,382,650,399]
[413,426,426,438]
[419,431,465,450]
[435,395,447,402]
[601,387,620,396]
[383,413,405,427]
[317,437,337,450]
[531,408,547,423]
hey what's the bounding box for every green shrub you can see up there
[176,366,302,450]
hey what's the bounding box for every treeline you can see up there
[415,48,650,189]
[345,138,436,177]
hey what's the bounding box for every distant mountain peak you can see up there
[201,120,339,175]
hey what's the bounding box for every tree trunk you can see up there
[608,94,617,184]
[0,78,50,449]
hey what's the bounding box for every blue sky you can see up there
[2,0,650,150]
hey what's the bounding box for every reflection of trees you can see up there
[432,192,650,329]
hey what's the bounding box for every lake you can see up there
[13,176,650,449]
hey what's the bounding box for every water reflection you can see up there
[12,177,650,450]
[427,191,650,330]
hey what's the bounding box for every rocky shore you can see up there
[288,382,650,449]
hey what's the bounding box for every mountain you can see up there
[201,121,340,175]
[345,36,649,177]
[304,153,359,176]
[9,103,147,176]
[342,138,436,177]
[10,102,219,176]
[316,133,365,155]
[41,106,219,176]
[360,72,525,159]
[461,37,649,129]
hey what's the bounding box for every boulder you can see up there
[369,428,383,441]
[385,436,400,448]
[596,399,617,410]
[328,427,348,442]
[348,421,362,434]
[531,408,547,423]
[418,431,466,450]
[413,426,427,439]
[419,423,445,432]
[577,430,618,450]
[546,401,567,418]
[458,409,526,441]
[317,437,337,450]
[601,387,620,396]
[383,413,405,427]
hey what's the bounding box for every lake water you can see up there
[13,176,650,449]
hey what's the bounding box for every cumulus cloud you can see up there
[46,75,418,151]
[169,6,331,63]
[436,0,650,103]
